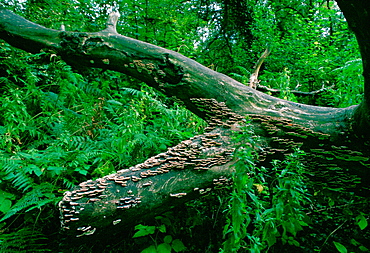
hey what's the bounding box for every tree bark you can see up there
[335,0,370,140]
[0,3,369,240]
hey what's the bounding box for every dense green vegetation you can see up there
[0,0,368,252]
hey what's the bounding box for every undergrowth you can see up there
[0,1,369,250]
[222,122,311,252]
[220,122,369,253]
[0,44,205,251]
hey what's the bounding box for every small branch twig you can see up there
[256,84,335,96]
[319,220,346,252]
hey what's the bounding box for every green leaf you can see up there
[333,241,347,253]
[27,164,43,177]
[172,239,186,252]
[159,143,167,150]
[164,235,172,244]
[157,243,171,253]
[141,245,157,253]
[275,202,284,219]
[264,231,277,247]
[0,199,12,213]
[350,239,360,246]
[356,214,368,230]
[158,224,166,233]
[107,99,123,106]
[292,239,300,247]
[133,224,156,238]
[74,167,89,176]
[47,166,64,176]
[359,246,369,252]
[159,217,171,226]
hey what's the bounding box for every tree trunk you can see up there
[0,2,369,240]
[335,0,370,139]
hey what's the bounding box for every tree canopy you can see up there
[0,0,369,252]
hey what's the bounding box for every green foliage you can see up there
[327,58,364,107]
[133,217,187,253]
[223,122,310,252]
[0,0,368,252]
[133,224,157,238]
[0,12,204,250]
[0,228,50,252]
[225,1,362,107]
[0,183,57,223]
[333,241,347,253]
[220,121,369,253]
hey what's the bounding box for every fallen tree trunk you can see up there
[0,9,360,135]
[0,2,369,241]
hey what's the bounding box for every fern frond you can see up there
[62,178,75,189]
[77,81,103,96]
[0,228,50,252]
[1,158,34,192]
[120,87,142,97]
[0,183,56,222]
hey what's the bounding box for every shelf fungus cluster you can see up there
[59,118,237,237]
[249,114,330,141]
[190,98,245,131]
[247,114,333,160]
[213,176,232,188]
[57,97,249,237]
[117,196,142,209]
[61,99,334,237]
[121,130,235,174]
[59,178,110,232]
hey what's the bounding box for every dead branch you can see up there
[249,45,271,89]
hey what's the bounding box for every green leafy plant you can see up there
[133,219,187,253]
[322,213,369,253]
[0,29,204,251]
[0,183,57,223]
[223,121,310,252]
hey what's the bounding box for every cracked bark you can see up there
[0,1,369,241]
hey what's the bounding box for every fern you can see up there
[0,183,56,222]
[62,178,75,189]
[1,158,34,192]
[0,44,206,252]
[120,87,143,97]
[121,86,171,114]
[77,80,104,96]
[0,228,50,252]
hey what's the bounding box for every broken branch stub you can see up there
[103,11,120,33]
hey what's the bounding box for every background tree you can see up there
[0,0,369,252]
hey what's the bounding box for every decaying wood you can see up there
[1,2,369,241]
[249,45,271,89]
[58,98,241,238]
